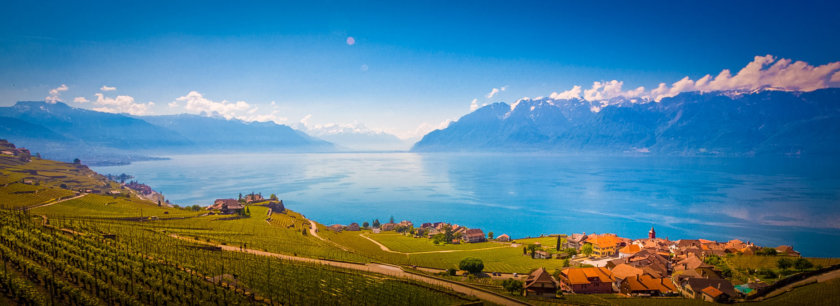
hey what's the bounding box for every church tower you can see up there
[649,226,656,239]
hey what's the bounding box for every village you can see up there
[196,189,822,304]
[324,220,804,302]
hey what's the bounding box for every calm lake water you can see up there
[94,153,840,257]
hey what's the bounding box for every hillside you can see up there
[0,102,334,164]
[412,88,840,156]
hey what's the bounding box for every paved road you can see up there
[168,233,530,306]
[27,192,87,209]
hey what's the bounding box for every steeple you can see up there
[648,226,656,239]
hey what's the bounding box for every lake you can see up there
[93,153,840,257]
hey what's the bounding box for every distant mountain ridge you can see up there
[412,88,840,156]
[0,101,333,164]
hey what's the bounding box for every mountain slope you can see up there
[0,101,334,164]
[412,88,840,156]
[139,114,333,151]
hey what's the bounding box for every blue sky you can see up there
[2,1,840,139]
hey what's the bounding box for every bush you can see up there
[502,278,523,295]
[794,258,814,271]
[459,257,484,275]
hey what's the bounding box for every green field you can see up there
[365,232,509,252]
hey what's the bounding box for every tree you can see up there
[581,244,593,257]
[238,193,243,201]
[502,279,523,295]
[488,232,494,240]
[777,258,793,270]
[73,158,81,165]
[270,193,278,201]
[794,258,813,271]
[362,221,370,229]
[389,216,395,224]
[245,206,251,216]
[372,219,381,228]
[459,257,484,274]
[443,225,455,243]
[527,244,539,258]
[158,200,162,207]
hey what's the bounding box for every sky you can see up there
[2,1,840,140]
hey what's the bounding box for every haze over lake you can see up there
[94,153,840,257]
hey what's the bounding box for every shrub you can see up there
[502,278,523,295]
[459,257,484,275]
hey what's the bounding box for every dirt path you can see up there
[27,192,87,209]
[359,233,508,255]
[168,233,529,306]
[760,268,840,300]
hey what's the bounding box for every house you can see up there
[372,228,381,234]
[244,193,264,203]
[534,250,550,259]
[674,255,720,279]
[328,224,344,232]
[463,229,486,243]
[619,274,677,296]
[496,234,511,242]
[346,222,361,231]
[523,268,559,297]
[619,244,642,258]
[586,234,622,258]
[565,233,588,249]
[677,277,738,302]
[207,199,244,214]
[700,286,728,302]
[775,245,801,257]
[420,222,433,228]
[558,267,614,294]
[381,223,396,231]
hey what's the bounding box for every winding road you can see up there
[168,233,530,306]
[27,192,87,209]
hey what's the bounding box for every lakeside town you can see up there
[2,139,838,305]
[199,190,828,304]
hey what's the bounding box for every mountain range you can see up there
[412,88,840,156]
[0,101,332,164]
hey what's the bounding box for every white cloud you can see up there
[173,91,286,124]
[346,36,355,45]
[73,96,89,103]
[45,84,68,103]
[549,85,582,100]
[545,55,840,105]
[469,98,479,111]
[485,85,507,99]
[92,93,154,115]
[100,85,116,91]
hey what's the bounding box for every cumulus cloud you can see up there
[45,84,68,103]
[545,55,840,105]
[172,91,287,124]
[486,85,508,99]
[470,98,479,111]
[100,85,116,91]
[73,97,89,103]
[92,93,154,115]
[549,85,582,100]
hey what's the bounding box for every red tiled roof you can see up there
[702,286,724,298]
[561,267,613,285]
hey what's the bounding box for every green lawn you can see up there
[407,244,568,273]
[365,232,508,252]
